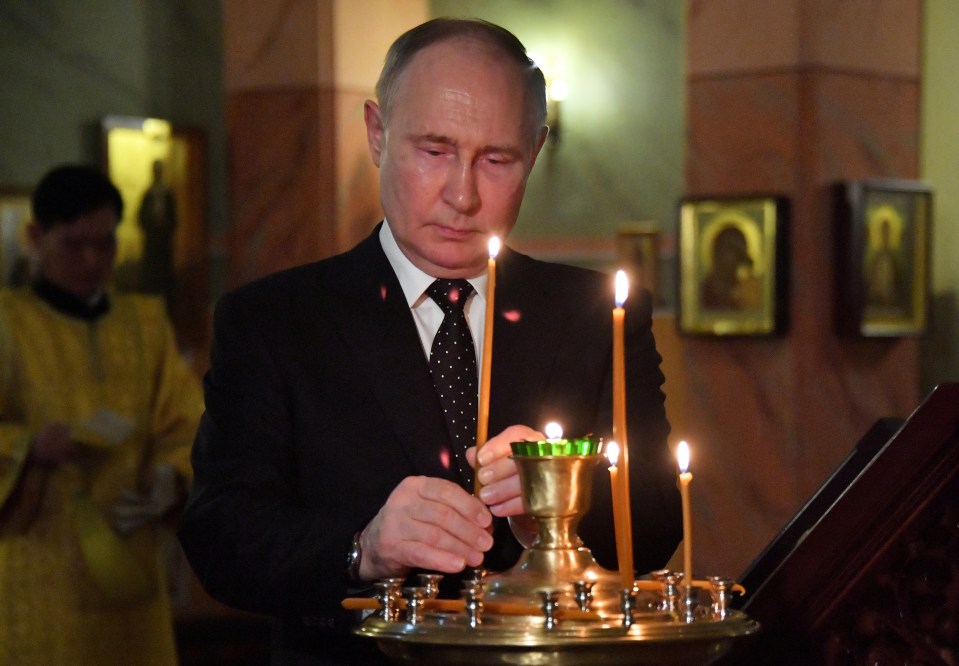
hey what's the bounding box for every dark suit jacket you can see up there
[178,225,681,662]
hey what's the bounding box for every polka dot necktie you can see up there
[427,279,478,488]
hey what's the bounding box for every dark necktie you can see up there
[427,279,478,488]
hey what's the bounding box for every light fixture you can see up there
[530,51,569,146]
[546,77,568,145]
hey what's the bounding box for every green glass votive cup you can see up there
[510,436,603,457]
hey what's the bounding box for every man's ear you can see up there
[364,100,385,168]
[527,125,549,170]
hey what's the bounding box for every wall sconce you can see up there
[546,77,568,145]
[530,52,568,146]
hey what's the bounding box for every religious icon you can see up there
[864,212,904,310]
[699,223,761,312]
[615,222,660,305]
[0,189,33,287]
[137,159,178,307]
[679,196,788,336]
[836,179,931,337]
[102,115,210,364]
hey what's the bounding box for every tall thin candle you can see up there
[474,236,500,494]
[677,440,693,588]
[612,270,633,584]
[606,442,632,588]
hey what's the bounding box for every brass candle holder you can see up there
[481,448,624,613]
[351,443,759,665]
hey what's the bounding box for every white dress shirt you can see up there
[378,221,488,368]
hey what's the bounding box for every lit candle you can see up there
[474,236,500,494]
[540,422,564,455]
[544,422,563,441]
[612,270,633,586]
[677,440,693,588]
[606,441,632,588]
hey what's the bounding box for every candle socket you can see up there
[660,571,682,613]
[402,587,428,625]
[620,587,637,628]
[462,579,485,629]
[373,578,404,622]
[708,576,735,620]
[417,573,443,599]
[682,584,699,624]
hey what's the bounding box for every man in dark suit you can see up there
[178,17,681,664]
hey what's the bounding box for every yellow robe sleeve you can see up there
[136,297,204,485]
[0,292,32,511]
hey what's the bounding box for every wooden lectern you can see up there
[724,383,959,665]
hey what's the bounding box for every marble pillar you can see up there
[662,0,922,579]
[222,0,427,287]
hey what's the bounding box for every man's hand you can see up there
[358,476,494,581]
[468,424,543,518]
[29,423,78,464]
[111,462,179,535]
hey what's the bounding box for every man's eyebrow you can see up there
[413,133,457,145]
[412,133,523,158]
[412,134,523,158]
[484,144,524,159]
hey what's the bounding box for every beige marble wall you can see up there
[223,0,426,286]
[675,0,922,580]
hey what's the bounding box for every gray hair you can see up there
[375,18,547,142]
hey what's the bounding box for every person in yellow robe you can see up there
[0,165,204,665]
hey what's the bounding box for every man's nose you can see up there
[80,246,100,267]
[442,161,480,214]
[79,244,112,272]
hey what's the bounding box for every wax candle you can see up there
[606,441,632,588]
[612,270,628,453]
[544,421,562,441]
[677,440,693,588]
[474,236,500,494]
[541,422,563,455]
[612,270,633,585]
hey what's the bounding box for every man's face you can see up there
[365,38,547,278]
[29,204,118,300]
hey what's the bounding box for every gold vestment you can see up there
[0,287,203,665]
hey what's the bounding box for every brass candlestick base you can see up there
[354,450,759,664]
[483,453,623,613]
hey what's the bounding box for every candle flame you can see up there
[544,421,563,440]
[677,440,690,473]
[615,270,629,307]
[607,441,620,466]
[489,236,501,259]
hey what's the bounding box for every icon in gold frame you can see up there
[678,196,788,336]
[835,179,931,337]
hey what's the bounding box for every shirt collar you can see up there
[379,220,488,307]
[32,277,110,321]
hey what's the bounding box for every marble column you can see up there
[222,0,427,287]
[662,0,922,579]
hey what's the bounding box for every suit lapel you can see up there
[320,236,577,476]
[325,230,457,482]
[488,248,569,434]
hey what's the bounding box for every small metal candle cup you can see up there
[512,440,601,548]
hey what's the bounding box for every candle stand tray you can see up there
[352,452,759,665]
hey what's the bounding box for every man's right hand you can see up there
[29,423,78,465]
[357,476,494,581]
